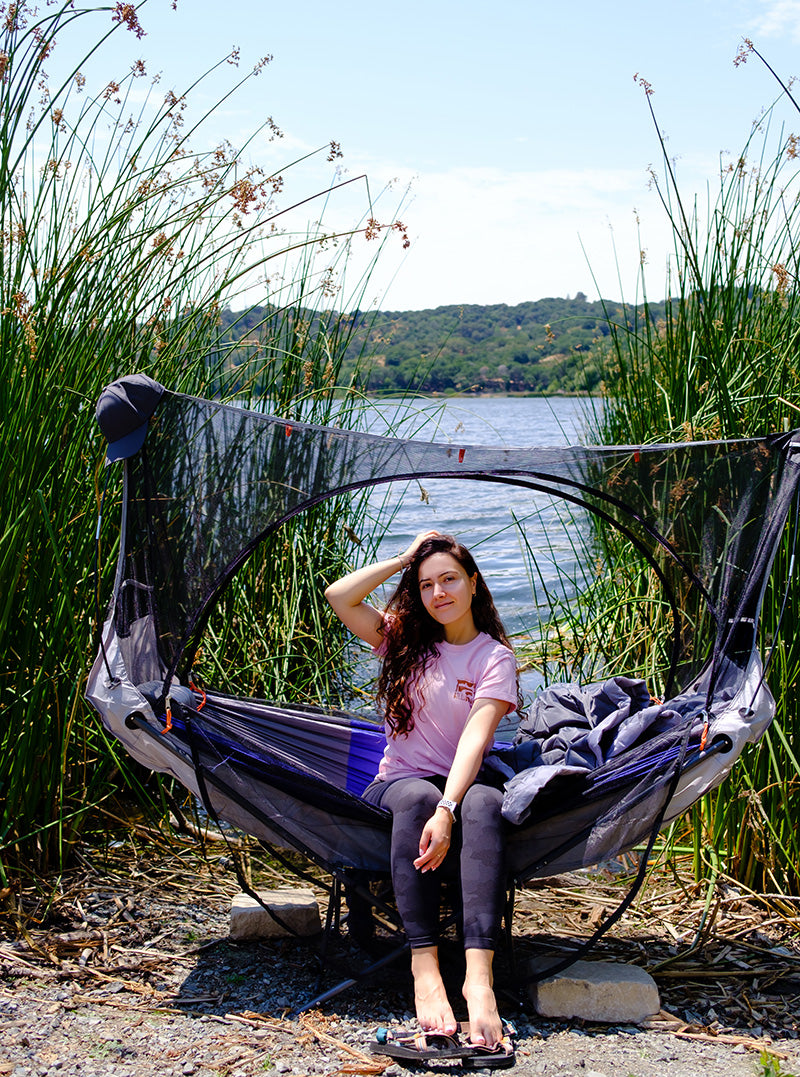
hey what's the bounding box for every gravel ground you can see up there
[1,840,799,1077]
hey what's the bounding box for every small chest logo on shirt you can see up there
[454,679,476,704]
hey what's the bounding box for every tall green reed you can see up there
[585,50,800,892]
[0,1,405,883]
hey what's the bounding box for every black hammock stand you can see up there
[87,374,800,1008]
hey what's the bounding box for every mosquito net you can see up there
[102,377,799,702]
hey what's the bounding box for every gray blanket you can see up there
[488,676,705,824]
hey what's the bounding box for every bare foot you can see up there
[411,947,457,1034]
[463,949,502,1047]
[462,980,502,1046]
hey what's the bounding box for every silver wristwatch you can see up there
[436,797,457,821]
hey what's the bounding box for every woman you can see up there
[325,530,519,1051]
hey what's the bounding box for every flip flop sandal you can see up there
[460,1033,516,1070]
[452,1021,516,1069]
[369,1024,516,1069]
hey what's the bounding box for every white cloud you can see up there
[227,147,740,313]
[229,144,748,313]
[335,162,679,310]
[750,0,800,44]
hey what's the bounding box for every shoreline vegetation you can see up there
[584,45,800,896]
[0,1,401,887]
[1,0,799,929]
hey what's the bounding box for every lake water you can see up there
[360,396,597,661]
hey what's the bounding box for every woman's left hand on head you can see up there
[413,812,452,873]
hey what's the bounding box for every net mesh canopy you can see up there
[114,386,799,697]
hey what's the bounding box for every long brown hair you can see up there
[376,534,520,737]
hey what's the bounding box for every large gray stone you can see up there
[229,888,321,939]
[527,959,660,1023]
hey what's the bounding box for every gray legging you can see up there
[363,775,506,950]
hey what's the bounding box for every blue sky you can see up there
[55,0,800,310]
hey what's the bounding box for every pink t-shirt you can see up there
[375,631,518,782]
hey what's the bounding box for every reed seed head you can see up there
[734,38,754,67]
[112,3,145,39]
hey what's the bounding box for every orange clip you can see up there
[161,704,173,733]
[700,719,709,751]
[189,680,207,711]
[458,448,465,463]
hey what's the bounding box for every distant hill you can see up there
[221,294,664,395]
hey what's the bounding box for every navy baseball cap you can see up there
[96,373,165,462]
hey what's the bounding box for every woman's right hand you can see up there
[399,530,443,567]
[324,530,444,647]
[325,530,441,647]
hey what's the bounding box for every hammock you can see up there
[87,375,800,944]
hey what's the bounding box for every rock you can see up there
[527,959,660,1024]
[229,888,321,939]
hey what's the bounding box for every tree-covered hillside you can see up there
[222,294,665,395]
